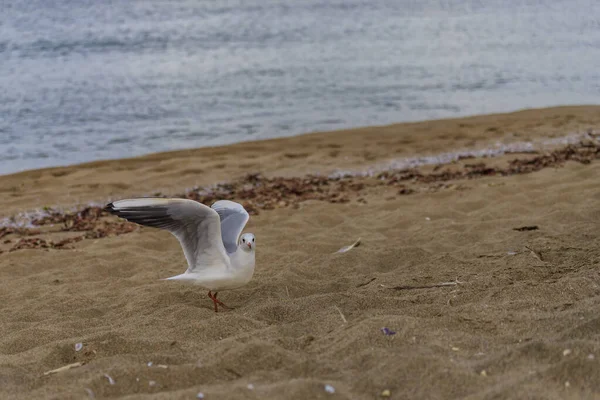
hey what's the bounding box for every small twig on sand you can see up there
[356,277,376,288]
[513,225,539,232]
[524,245,544,262]
[43,362,85,376]
[285,286,290,298]
[225,368,242,378]
[391,278,464,291]
[333,305,347,324]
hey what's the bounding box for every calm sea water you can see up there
[1,0,599,175]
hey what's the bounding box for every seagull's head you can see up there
[239,233,255,252]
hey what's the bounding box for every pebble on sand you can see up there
[380,327,396,336]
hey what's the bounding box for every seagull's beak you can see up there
[247,242,252,249]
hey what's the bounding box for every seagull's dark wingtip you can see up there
[104,202,116,214]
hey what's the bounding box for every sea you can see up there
[1,0,599,175]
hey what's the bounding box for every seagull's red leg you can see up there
[207,291,219,313]
[213,292,230,309]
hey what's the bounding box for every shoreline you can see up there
[4,104,599,178]
[0,105,599,217]
[1,127,598,253]
[0,129,594,229]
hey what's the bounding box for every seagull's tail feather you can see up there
[163,273,194,281]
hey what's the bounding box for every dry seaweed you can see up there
[1,140,598,253]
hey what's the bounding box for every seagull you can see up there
[104,198,256,312]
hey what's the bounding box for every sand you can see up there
[1,105,600,399]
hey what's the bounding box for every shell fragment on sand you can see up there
[104,374,115,385]
[381,327,396,336]
[335,238,361,253]
[334,305,348,323]
[324,384,336,393]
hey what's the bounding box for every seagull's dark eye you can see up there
[252,238,255,242]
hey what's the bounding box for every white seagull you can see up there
[105,198,256,312]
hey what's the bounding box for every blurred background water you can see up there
[1,0,599,175]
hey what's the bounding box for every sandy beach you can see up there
[2,105,600,399]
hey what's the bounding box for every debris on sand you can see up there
[43,362,85,376]
[104,373,115,385]
[2,139,599,253]
[513,225,539,231]
[381,327,396,336]
[334,305,348,324]
[335,238,361,254]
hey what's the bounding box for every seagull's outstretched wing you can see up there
[211,200,250,254]
[105,198,229,272]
